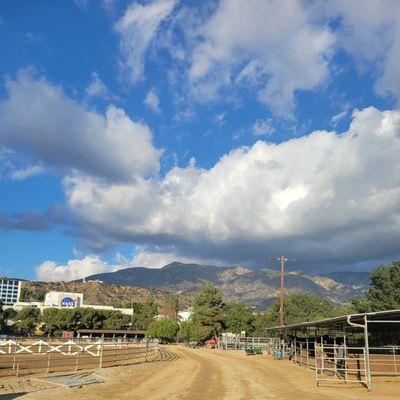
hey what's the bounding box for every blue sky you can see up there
[1,0,400,281]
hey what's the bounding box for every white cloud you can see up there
[188,0,334,115]
[64,106,400,269]
[322,0,400,101]
[0,70,162,181]
[10,165,45,181]
[35,247,221,281]
[36,254,124,282]
[251,118,276,136]
[130,247,201,269]
[85,72,109,99]
[144,88,161,113]
[115,0,176,84]
[215,112,226,125]
[330,110,348,126]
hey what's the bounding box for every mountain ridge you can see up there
[86,262,370,309]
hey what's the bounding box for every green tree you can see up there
[224,302,255,335]
[42,308,63,335]
[177,320,195,343]
[353,261,400,312]
[102,310,130,329]
[147,317,179,343]
[259,293,336,330]
[15,307,41,335]
[191,282,225,342]
[132,297,158,329]
[80,308,104,329]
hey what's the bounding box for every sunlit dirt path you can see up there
[2,346,400,400]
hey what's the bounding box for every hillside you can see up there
[86,262,371,309]
[20,280,191,311]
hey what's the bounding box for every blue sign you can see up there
[60,297,76,307]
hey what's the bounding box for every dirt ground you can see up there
[1,345,399,400]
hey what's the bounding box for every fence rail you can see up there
[0,338,161,377]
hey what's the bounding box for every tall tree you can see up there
[259,293,336,330]
[15,307,41,335]
[224,302,256,335]
[131,297,159,329]
[191,282,225,342]
[353,261,400,312]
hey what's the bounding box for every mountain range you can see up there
[86,262,371,309]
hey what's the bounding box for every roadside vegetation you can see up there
[2,261,399,342]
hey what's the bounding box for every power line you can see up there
[269,256,296,327]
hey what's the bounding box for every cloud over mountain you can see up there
[64,107,400,270]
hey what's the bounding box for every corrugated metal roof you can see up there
[266,309,400,331]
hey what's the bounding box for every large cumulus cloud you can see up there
[63,107,400,270]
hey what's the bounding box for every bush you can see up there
[147,317,179,343]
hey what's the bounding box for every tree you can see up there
[191,282,225,342]
[224,302,255,335]
[42,308,63,335]
[102,310,130,329]
[353,261,400,312]
[132,297,158,329]
[15,307,41,335]
[177,320,195,343]
[147,317,179,343]
[259,293,336,330]
[80,308,104,329]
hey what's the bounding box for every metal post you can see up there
[315,340,319,386]
[364,316,372,390]
[306,338,309,367]
[333,337,337,376]
[294,337,297,364]
[393,346,397,374]
[321,338,324,374]
[344,334,348,382]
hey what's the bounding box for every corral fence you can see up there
[0,338,162,377]
[218,336,280,353]
[290,339,400,388]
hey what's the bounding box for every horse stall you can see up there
[266,309,400,391]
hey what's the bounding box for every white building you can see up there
[14,291,133,316]
[178,308,193,322]
[44,291,83,307]
[0,279,22,306]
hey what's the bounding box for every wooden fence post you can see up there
[113,342,117,366]
[47,351,52,373]
[99,339,104,368]
[75,346,80,371]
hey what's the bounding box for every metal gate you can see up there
[315,344,369,388]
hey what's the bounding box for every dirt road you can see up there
[1,346,399,400]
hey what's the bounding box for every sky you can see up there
[1,0,400,281]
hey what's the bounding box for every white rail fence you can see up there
[0,338,161,376]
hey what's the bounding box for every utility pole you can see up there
[269,256,296,326]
